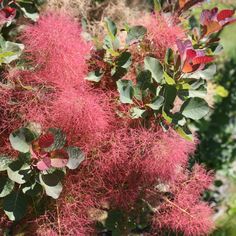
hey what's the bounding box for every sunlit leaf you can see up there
[117,79,134,104]
[66,147,85,170]
[181,97,209,120]
[144,56,163,83]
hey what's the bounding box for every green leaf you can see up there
[146,96,164,110]
[20,7,39,22]
[3,191,28,221]
[163,85,177,111]
[105,210,124,234]
[136,70,152,91]
[126,26,147,44]
[164,71,175,85]
[22,181,42,197]
[111,66,127,80]
[0,156,13,171]
[190,79,206,90]
[39,174,63,199]
[172,113,186,126]
[0,36,24,64]
[153,0,162,12]
[176,126,193,142]
[7,161,31,184]
[0,177,14,198]
[85,70,103,82]
[181,98,209,120]
[178,89,207,99]
[130,107,146,119]
[165,48,174,65]
[9,127,37,153]
[40,169,64,187]
[66,147,85,170]
[105,18,117,40]
[116,79,134,104]
[116,52,132,69]
[103,35,120,51]
[144,56,163,83]
[162,110,173,124]
[44,128,66,152]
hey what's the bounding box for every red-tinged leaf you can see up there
[192,56,214,65]
[200,8,218,25]
[38,133,54,149]
[222,18,236,27]
[217,9,235,22]
[37,157,51,171]
[179,0,187,8]
[51,159,68,168]
[186,49,197,60]
[182,62,194,73]
[50,149,69,168]
[182,62,200,73]
[178,0,205,15]
[206,21,222,35]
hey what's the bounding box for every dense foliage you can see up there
[0,0,235,235]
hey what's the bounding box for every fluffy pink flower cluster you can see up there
[45,126,213,236]
[138,13,185,59]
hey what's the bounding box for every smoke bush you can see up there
[0,2,221,235]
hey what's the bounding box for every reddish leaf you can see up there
[217,9,235,22]
[179,0,187,8]
[192,56,214,65]
[205,21,222,35]
[200,8,218,25]
[37,157,51,171]
[38,133,54,149]
[182,62,194,73]
[186,49,197,60]
[50,149,69,168]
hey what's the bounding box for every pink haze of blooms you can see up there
[138,13,185,58]
[42,127,213,235]
[0,12,214,236]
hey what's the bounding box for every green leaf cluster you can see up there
[0,123,85,221]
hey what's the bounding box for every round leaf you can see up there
[144,56,163,83]
[181,98,209,120]
[9,128,36,153]
[43,128,66,152]
[40,170,64,187]
[126,26,147,44]
[39,174,63,199]
[50,149,69,168]
[66,147,85,170]
[116,79,134,104]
